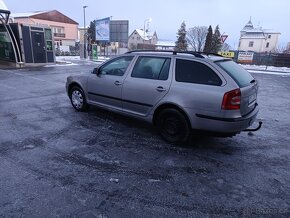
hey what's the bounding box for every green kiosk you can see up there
[0,8,55,67]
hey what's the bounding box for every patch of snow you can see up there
[241,64,290,73]
[247,70,290,76]
[56,56,110,62]
[156,41,175,47]
[109,178,119,183]
[44,63,78,67]
[56,56,81,61]
[11,11,49,18]
[148,179,161,183]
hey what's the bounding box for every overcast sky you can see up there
[4,0,290,49]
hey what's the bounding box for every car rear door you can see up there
[122,56,172,116]
[172,58,225,115]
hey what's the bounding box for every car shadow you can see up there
[82,106,240,156]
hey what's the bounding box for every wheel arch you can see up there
[153,103,192,128]
[68,82,83,94]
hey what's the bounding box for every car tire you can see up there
[156,108,191,144]
[69,86,88,111]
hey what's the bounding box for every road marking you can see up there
[0,83,35,96]
[9,72,65,86]
[13,73,46,82]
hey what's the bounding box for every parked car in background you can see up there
[66,51,260,143]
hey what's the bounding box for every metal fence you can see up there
[233,51,290,68]
[251,53,290,68]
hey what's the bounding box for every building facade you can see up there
[128,29,158,50]
[11,10,78,47]
[238,20,280,53]
[155,41,175,51]
[78,27,87,44]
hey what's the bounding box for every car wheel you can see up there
[70,86,88,111]
[156,108,191,144]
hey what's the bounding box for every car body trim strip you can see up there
[88,92,153,108]
[196,114,242,122]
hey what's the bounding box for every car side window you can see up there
[131,56,170,80]
[175,59,222,86]
[99,56,134,76]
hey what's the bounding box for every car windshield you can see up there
[215,60,254,88]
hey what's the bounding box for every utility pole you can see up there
[83,6,88,59]
[143,18,152,50]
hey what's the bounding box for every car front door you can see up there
[122,56,172,116]
[87,56,134,111]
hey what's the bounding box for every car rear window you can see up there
[176,59,222,86]
[215,60,254,88]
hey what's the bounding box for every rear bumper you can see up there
[193,104,259,133]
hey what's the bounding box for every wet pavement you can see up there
[0,63,290,217]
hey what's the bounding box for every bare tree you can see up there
[221,43,231,52]
[187,26,208,52]
[273,44,287,54]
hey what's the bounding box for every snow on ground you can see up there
[241,64,290,76]
[52,56,110,67]
[247,70,290,76]
[241,64,290,73]
[55,56,81,61]
[56,56,109,62]
[44,62,78,68]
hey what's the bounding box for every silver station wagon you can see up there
[66,51,261,143]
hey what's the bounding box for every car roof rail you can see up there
[197,52,224,57]
[174,51,224,58]
[173,51,205,58]
[126,50,206,58]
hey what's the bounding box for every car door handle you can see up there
[156,86,166,92]
[114,81,122,86]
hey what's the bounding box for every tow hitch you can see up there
[243,121,263,132]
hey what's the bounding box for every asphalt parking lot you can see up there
[0,63,290,217]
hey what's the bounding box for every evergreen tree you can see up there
[212,25,222,53]
[87,20,96,44]
[203,25,213,53]
[175,21,188,51]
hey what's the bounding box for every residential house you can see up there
[156,40,175,51]
[11,10,78,48]
[238,19,280,53]
[78,26,87,44]
[128,29,158,50]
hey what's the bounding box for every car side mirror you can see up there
[91,67,99,75]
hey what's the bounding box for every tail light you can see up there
[222,88,241,110]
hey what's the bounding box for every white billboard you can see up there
[95,17,110,42]
[238,51,254,63]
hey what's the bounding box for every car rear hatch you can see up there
[216,60,258,116]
